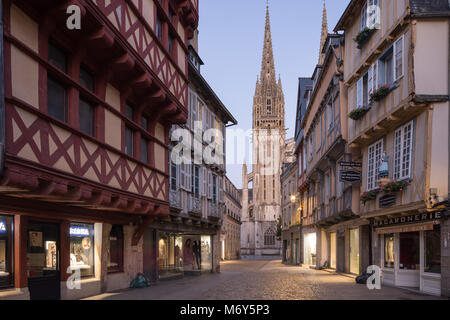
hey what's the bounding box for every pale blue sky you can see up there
[197,0,351,188]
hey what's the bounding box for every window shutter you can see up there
[180,163,185,190]
[394,36,404,81]
[186,164,192,192]
[368,66,373,95]
[202,167,207,197]
[208,170,213,199]
[356,78,363,108]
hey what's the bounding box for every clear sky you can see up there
[197,0,351,189]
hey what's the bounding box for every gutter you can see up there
[0,0,5,178]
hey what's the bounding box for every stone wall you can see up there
[441,216,450,298]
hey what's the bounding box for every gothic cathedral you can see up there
[241,5,288,256]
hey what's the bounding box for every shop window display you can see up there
[69,223,94,278]
[384,234,394,268]
[399,232,420,270]
[159,233,184,277]
[424,225,441,274]
[108,225,124,273]
[200,236,212,271]
[0,216,13,288]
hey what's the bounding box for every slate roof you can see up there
[410,0,450,16]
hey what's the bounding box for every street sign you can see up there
[340,170,361,183]
[339,161,362,168]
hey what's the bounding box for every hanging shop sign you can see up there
[339,161,362,168]
[340,169,362,183]
[70,226,90,237]
[373,211,442,228]
[379,194,396,208]
[0,221,6,233]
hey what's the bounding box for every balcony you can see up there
[208,201,220,220]
[169,190,182,211]
[188,194,202,217]
[315,188,355,227]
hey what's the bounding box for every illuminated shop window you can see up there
[0,216,13,288]
[384,234,394,268]
[69,223,94,278]
[425,225,441,274]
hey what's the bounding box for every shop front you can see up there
[374,211,443,296]
[303,231,317,267]
[0,215,13,289]
[156,232,213,279]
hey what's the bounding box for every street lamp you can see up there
[290,194,296,204]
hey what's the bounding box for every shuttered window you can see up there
[394,121,414,180]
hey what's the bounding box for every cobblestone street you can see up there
[85,259,443,300]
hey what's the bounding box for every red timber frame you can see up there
[0,0,199,289]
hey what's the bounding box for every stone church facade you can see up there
[241,6,291,256]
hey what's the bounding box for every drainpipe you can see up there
[0,0,5,178]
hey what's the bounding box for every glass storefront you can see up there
[0,216,13,288]
[303,233,316,266]
[69,223,94,278]
[399,232,420,270]
[330,232,336,269]
[425,225,441,274]
[158,233,184,278]
[384,234,394,268]
[349,228,359,275]
[158,234,213,277]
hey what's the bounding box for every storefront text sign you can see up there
[70,227,90,237]
[340,170,362,183]
[373,211,441,228]
[376,223,434,235]
[339,161,362,168]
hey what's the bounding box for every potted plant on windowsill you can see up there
[360,188,381,205]
[349,105,371,120]
[370,84,391,103]
[354,27,377,49]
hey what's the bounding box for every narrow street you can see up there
[85,259,442,300]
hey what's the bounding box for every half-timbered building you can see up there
[0,0,198,300]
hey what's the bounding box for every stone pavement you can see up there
[85,259,445,300]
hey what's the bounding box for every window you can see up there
[79,98,95,136]
[326,101,334,131]
[48,43,67,72]
[156,16,163,41]
[425,225,441,274]
[170,159,177,191]
[69,223,94,278]
[264,228,276,246]
[368,62,378,95]
[142,116,148,131]
[0,216,13,288]
[80,67,95,92]
[399,232,420,270]
[384,234,394,268]
[125,103,134,120]
[360,0,380,31]
[47,77,68,122]
[168,34,174,56]
[394,121,413,180]
[367,139,383,190]
[194,166,200,198]
[125,126,134,156]
[212,175,217,203]
[108,225,124,273]
[379,47,394,85]
[141,138,149,163]
[267,99,272,114]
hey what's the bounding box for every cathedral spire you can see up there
[260,4,276,84]
[319,0,329,65]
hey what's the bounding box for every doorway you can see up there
[27,221,60,300]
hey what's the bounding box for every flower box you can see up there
[349,105,371,120]
[370,85,391,103]
[381,180,411,194]
[361,189,381,205]
[354,28,377,49]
